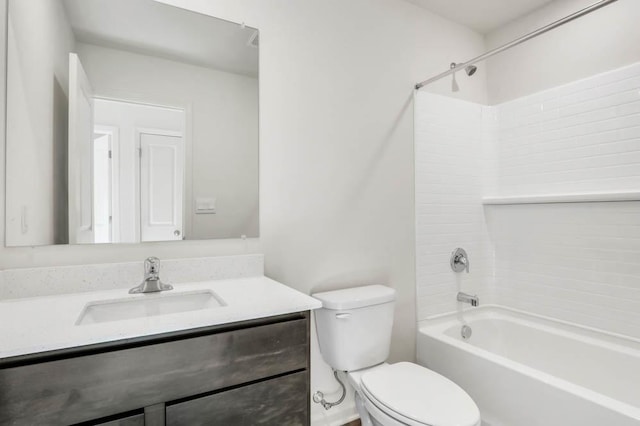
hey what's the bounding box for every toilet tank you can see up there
[312,285,395,372]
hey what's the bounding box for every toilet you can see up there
[313,285,481,426]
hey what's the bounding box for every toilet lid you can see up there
[360,362,480,426]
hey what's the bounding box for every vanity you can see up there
[0,276,321,425]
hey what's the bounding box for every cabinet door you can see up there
[166,371,309,426]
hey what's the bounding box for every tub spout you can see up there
[457,292,479,307]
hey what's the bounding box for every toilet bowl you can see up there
[312,285,481,426]
[348,363,481,426]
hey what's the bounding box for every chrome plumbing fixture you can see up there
[461,324,473,340]
[449,62,477,92]
[312,369,346,410]
[129,257,174,294]
[450,63,459,92]
[457,292,479,307]
[450,248,469,273]
[452,62,477,76]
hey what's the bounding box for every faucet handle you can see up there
[450,248,469,273]
[144,257,160,275]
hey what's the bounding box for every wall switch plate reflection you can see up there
[195,197,216,214]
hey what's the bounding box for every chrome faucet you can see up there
[129,257,173,294]
[450,248,469,273]
[457,292,479,307]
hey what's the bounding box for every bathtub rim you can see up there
[420,304,640,350]
[417,304,640,422]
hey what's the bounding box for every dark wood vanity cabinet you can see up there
[165,371,308,425]
[0,312,311,426]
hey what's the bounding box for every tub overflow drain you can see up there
[461,325,472,340]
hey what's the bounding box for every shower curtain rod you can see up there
[414,0,618,90]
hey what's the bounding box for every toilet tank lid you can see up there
[312,285,395,310]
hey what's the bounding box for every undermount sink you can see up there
[76,290,226,325]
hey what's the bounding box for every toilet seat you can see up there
[360,362,480,426]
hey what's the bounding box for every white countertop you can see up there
[0,276,321,360]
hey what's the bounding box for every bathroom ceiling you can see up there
[63,0,258,77]
[406,0,556,33]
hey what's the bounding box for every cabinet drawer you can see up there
[93,413,145,426]
[0,316,308,425]
[166,371,309,426]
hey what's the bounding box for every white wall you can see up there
[76,43,259,240]
[414,92,495,320]
[5,0,75,246]
[485,0,640,104]
[0,0,488,424]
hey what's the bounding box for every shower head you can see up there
[451,62,478,76]
[449,62,477,92]
[465,65,477,76]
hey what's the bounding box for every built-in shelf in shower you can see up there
[482,191,640,205]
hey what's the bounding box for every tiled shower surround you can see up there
[415,62,640,338]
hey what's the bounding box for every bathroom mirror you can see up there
[4,0,259,246]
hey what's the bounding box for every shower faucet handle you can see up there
[450,248,469,273]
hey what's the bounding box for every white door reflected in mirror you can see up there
[140,132,184,242]
[92,132,112,244]
[68,53,95,244]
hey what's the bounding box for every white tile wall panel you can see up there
[490,62,640,197]
[414,92,494,320]
[486,63,640,339]
[488,202,640,338]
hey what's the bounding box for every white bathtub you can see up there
[417,306,640,426]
